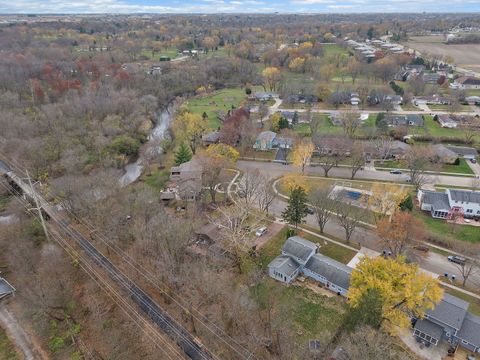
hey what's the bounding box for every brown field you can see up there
[405,35,480,73]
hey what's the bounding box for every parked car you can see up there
[406,177,412,183]
[306,207,315,215]
[255,226,268,237]
[390,169,402,174]
[471,158,477,164]
[447,255,466,265]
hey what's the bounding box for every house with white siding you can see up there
[418,188,480,219]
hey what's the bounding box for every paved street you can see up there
[237,160,480,290]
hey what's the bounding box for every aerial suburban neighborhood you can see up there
[0,8,480,360]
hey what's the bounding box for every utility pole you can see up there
[26,170,50,242]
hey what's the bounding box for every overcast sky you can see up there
[0,0,479,14]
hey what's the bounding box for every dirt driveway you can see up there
[251,222,285,250]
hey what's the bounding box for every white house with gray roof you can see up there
[0,277,15,301]
[268,236,352,297]
[413,293,480,353]
[418,188,480,219]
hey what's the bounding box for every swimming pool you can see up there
[346,190,362,200]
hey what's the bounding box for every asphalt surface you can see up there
[237,160,480,289]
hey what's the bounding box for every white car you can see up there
[255,226,268,237]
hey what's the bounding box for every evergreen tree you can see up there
[174,142,192,165]
[278,117,290,129]
[202,111,208,120]
[292,111,299,126]
[282,186,308,228]
[399,194,413,212]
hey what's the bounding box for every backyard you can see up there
[414,208,480,243]
[184,88,247,129]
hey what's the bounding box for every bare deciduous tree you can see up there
[309,188,337,233]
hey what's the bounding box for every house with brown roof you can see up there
[452,76,480,90]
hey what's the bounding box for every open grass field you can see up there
[0,328,18,360]
[321,43,350,57]
[184,88,247,129]
[405,36,480,74]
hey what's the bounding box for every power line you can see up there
[0,154,254,360]
[1,175,213,360]
[0,181,185,360]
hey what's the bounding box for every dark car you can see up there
[306,207,315,215]
[390,169,402,175]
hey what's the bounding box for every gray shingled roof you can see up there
[422,190,450,211]
[448,189,480,204]
[426,293,469,330]
[304,254,352,290]
[0,278,15,298]
[457,312,480,347]
[446,146,478,157]
[414,319,444,341]
[268,256,300,277]
[282,236,318,262]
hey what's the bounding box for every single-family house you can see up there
[389,140,412,159]
[169,159,203,201]
[422,73,443,84]
[431,144,459,164]
[436,114,458,128]
[394,65,425,81]
[202,131,220,146]
[250,92,277,102]
[253,131,277,151]
[367,92,403,106]
[445,146,478,160]
[272,136,294,149]
[0,277,15,301]
[418,188,480,219]
[413,293,480,353]
[284,94,318,105]
[414,95,451,106]
[268,237,352,297]
[465,96,480,105]
[452,76,480,90]
[384,114,424,127]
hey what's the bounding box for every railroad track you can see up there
[1,160,215,360]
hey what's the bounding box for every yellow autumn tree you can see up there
[292,140,315,175]
[206,143,240,164]
[368,183,408,220]
[288,57,306,73]
[173,111,207,154]
[262,67,281,91]
[282,173,311,194]
[349,256,443,334]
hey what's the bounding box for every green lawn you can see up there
[293,123,312,136]
[185,88,247,129]
[423,115,480,142]
[252,279,347,345]
[428,104,472,112]
[376,158,474,175]
[241,149,277,160]
[414,209,480,243]
[142,167,170,190]
[139,47,179,60]
[0,195,10,213]
[322,43,350,57]
[0,328,18,360]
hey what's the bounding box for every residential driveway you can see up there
[416,103,430,112]
[250,222,284,250]
[274,148,288,163]
[466,159,480,175]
